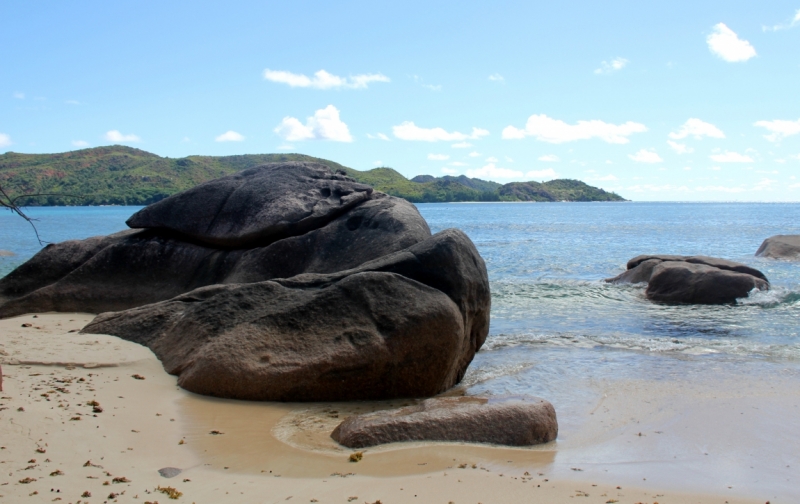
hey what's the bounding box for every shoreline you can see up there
[1,313,793,503]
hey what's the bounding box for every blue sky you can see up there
[2,1,800,201]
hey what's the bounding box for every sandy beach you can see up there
[1,312,795,503]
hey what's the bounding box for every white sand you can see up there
[1,312,790,503]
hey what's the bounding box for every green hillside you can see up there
[0,146,627,205]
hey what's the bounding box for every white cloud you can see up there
[488,73,504,82]
[393,122,489,142]
[215,130,244,142]
[707,23,757,62]
[538,154,560,162]
[594,57,629,74]
[754,118,800,142]
[104,130,140,143]
[485,156,499,163]
[367,133,391,141]
[71,140,89,147]
[373,160,383,166]
[466,163,523,179]
[263,69,389,89]
[502,114,647,144]
[451,142,472,148]
[763,9,800,31]
[13,92,24,99]
[0,133,11,147]
[709,151,754,163]
[669,118,725,140]
[274,105,353,142]
[428,153,450,161]
[629,149,663,163]
[505,156,514,162]
[449,161,468,167]
[468,151,480,157]
[442,167,459,174]
[667,140,694,154]
[525,168,558,180]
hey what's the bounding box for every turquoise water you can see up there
[2,202,800,370]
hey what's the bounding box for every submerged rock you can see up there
[755,235,800,260]
[127,161,373,247]
[331,395,557,448]
[606,254,768,304]
[81,230,490,401]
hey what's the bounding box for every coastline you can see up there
[2,313,793,503]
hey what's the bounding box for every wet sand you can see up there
[1,313,792,503]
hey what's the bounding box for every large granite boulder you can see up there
[0,192,430,318]
[81,229,491,401]
[756,235,800,260]
[126,162,373,247]
[606,254,768,304]
[331,395,557,448]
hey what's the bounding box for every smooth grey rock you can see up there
[81,229,491,401]
[646,261,769,304]
[157,467,182,478]
[0,194,430,318]
[126,162,373,247]
[331,395,557,448]
[756,235,800,260]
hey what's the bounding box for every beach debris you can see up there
[112,476,131,483]
[348,451,363,462]
[19,477,36,484]
[17,406,24,411]
[132,374,146,380]
[156,485,183,499]
[571,467,583,471]
[22,323,32,327]
[178,439,185,445]
[81,491,92,498]
[605,500,619,503]
[108,492,119,499]
[209,430,224,435]
[49,470,64,476]
[158,467,182,478]
[36,447,46,454]
[347,497,357,502]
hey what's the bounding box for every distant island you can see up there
[0,146,626,205]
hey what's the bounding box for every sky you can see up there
[2,1,800,201]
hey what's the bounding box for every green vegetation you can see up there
[0,145,627,205]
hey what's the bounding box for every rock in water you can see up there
[755,235,800,260]
[81,230,490,401]
[0,193,430,318]
[606,254,768,304]
[331,395,557,448]
[126,162,373,247]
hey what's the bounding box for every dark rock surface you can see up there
[81,229,491,401]
[606,254,769,304]
[331,395,557,448]
[126,162,373,247]
[0,193,430,318]
[755,235,800,260]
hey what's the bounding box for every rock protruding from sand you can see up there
[126,162,373,247]
[606,254,769,304]
[0,192,430,318]
[331,395,557,448]
[82,229,490,401]
[755,235,800,260]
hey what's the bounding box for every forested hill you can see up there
[0,146,627,205]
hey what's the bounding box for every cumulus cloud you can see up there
[485,156,499,163]
[763,9,800,31]
[366,133,391,141]
[669,118,725,140]
[502,114,647,144]
[104,130,140,143]
[667,140,694,154]
[526,168,557,180]
[274,105,353,142]
[629,149,663,163]
[594,57,629,74]
[707,23,757,62]
[263,69,389,89]
[488,73,504,82]
[71,140,89,147]
[393,122,489,142]
[427,153,450,161]
[451,142,473,148]
[709,151,754,162]
[538,154,560,162]
[754,118,800,142]
[466,163,523,179]
[215,130,244,142]
[0,133,11,147]
[468,151,480,157]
